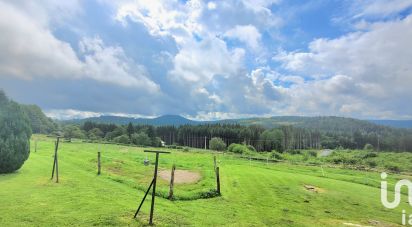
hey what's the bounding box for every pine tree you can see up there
[0,91,32,173]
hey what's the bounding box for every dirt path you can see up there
[159,170,201,184]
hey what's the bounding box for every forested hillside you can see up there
[62,119,412,152]
[21,105,57,134]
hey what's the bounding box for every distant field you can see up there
[0,135,410,226]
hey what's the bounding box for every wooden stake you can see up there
[216,166,221,195]
[51,137,60,183]
[213,156,217,173]
[168,164,176,200]
[51,141,56,179]
[35,140,37,152]
[134,150,170,225]
[321,165,325,177]
[97,151,101,175]
[55,138,59,183]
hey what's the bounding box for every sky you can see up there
[1,0,412,120]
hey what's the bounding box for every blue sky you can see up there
[1,0,412,120]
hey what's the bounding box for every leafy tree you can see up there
[0,91,32,173]
[152,137,163,147]
[209,137,226,151]
[131,132,152,146]
[63,125,84,142]
[88,128,104,140]
[113,135,130,144]
[364,143,374,150]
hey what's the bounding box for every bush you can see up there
[113,135,130,144]
[209,137,226,151]
[386,164,401,173]
[0,91,32,173]
[270,151,283,160]
[364,143,374,150]
[227,143,250,154]
[247,145,256,152]
[366,160,377,168]
[152,137,162,147]
[362,152,378,159]
[285,150,301,155]
[131,132,151,146]
[307,150,318,157]
[183,147,189,152]
[227,143,237,152]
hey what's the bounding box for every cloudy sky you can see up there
[1,0,412,120]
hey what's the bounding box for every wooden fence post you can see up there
[35,140,37,152]
[216,166,220,195]
[51,138,60,183]
[55,139,59,183]
[97,152,101,175]
[168,164,176,200]
[213,156,217,173]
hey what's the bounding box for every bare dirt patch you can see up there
[304,184,325,193]
[159,170,201,184]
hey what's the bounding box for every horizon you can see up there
[50,112,412,122]
[1,1,412,120]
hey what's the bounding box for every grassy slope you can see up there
[0,135,410,226]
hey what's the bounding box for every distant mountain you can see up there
[369,120,412,129]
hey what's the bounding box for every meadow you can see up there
[0,135,411,226]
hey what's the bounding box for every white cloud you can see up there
[79,37,160,91]
[224,25,262,50]
[207,2,217,10]
[274,14,412,118]
[169,36,245,84]
[114,0,203,44]
[0,1,159,92]
[45,109,151,120]
[352,0,412,19]
[0,1,83,80]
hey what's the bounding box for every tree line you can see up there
[63,121,412,152]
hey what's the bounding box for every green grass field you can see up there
[0,135,411,226]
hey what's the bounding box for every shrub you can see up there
[152,137,162,147]
[227,143,237,152]
[0,91,32,173]
[386,164,401,173]
[285,150,301,155]
[345,158,358,165]
[209,137,226,151]
[331,156,344,164]
[270,151,283,160]
[227,143,249,154]
[307,150,318,157]
[247,145,256,152]
[362,152,378,159]
[183,147,189,152]
[113,135,130,144]
[366,160,377,168]
[364,143,374,150]
[131,132,151,146]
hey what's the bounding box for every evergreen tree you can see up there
[0,91,32,173]
[127,122,134,139]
